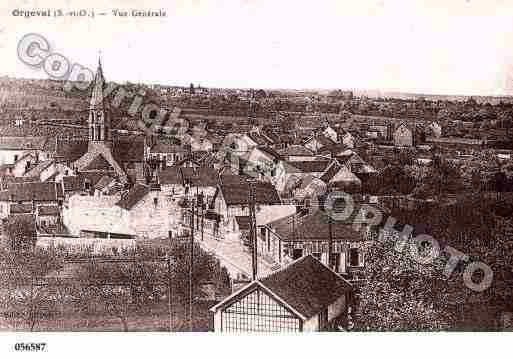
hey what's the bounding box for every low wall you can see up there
[36,235,137,255]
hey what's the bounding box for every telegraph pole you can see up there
[328,188,334,271]
[167,232,173,331]
[200,192,205,242]
[189,201,195,331]
[248,182,258,280]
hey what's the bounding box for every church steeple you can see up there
[88,55,111,146]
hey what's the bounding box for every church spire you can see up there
[88,54,111,145]
[90,54,106,109]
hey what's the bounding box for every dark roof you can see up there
[267,209,368,242]
[82,154,114,171]
[54,139,88,162]
[112,137,146,163]
[5,182,62,202]
[181,167,219,187]
[219,181,281,206]
[115,183,150,210]
[279,145,314,157]
[319,162,342,183]
[286,160,331,173]
[159,166,183,185]
[38,205,60,216]
[62,175,84,192]
[10,203,33,214]
[219,174,252,185]
[260,255,353,318]
[54,137,145,164]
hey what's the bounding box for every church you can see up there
[53,58,146,186]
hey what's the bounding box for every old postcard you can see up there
[0,0,512,357]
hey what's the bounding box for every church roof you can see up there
[82,154,114,171]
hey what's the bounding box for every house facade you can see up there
[211,255,353,332]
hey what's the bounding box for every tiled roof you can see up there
[5,182,62,202]
[62,175,85,192]
[219,181,281,206]
[115,183,150,210]
[260,255,352,318]
[54,138,88,162]
[181,167,219,187]
[159,166,183,185]
[82,154,114,171]
[267,210,367,242]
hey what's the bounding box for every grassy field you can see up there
[0,300,215,332]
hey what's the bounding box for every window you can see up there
[312,252,321,260]
[349,248,359,267]
[292,248,303,260]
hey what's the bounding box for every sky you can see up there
[1,0,513,96]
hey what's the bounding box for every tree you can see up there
[0,247,62,331]
[354,237,454,331]
[361,197,513,330]
[5,215,37,251]
[365,166,416,195]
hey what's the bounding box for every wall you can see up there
[36,235,136,254]
[303,315,319,332]
[328,295,346,322]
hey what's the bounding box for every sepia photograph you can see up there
[0,0,512,357]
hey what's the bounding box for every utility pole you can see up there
[248,182,258,280]
[167,231,173,332]
[189,201,195,331]
[200,192,204,242]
